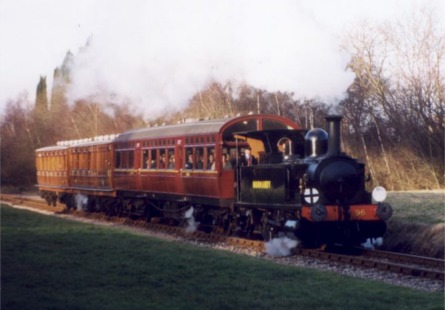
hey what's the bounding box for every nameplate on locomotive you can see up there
[252,180,271,189]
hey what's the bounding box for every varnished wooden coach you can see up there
[36,145,70,206]
[36,137,116,207]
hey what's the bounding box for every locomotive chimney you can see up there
[326,115,342,156]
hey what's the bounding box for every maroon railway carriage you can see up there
[111,114,300,220]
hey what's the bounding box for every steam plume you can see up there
[361,237,383,250]
[265,236,299,256]
[75,194,88,211]
[66,0,354,119]
[184,207,198,233]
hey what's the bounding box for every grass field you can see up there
[383,191,444,258]
[386,191,444,225]
[2,205,444,310]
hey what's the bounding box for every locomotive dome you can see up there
[304,128,328,157]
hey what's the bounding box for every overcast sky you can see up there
[0,0,442,118]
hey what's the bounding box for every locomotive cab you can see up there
[234,129,308,164]
[234,129,308,207]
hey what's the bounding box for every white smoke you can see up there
[265,236,299,257]
[361,237,383,250]
[184,207,199,233]
[66,0,354,119]
[74,194,88,211]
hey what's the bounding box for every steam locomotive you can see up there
[36,114,392,247]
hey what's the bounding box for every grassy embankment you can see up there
[2,205,443,310]
[383,191,444,258]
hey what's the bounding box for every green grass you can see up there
[386,191,444,225]
[1,205,444,310]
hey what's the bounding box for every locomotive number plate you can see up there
[354,209,366,217]
[252,180,271,189]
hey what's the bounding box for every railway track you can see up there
[2,193,443,282]
[296,247,444,281]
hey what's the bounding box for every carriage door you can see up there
[134,142,143,190]
[176,138,185,194]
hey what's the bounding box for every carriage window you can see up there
[150,149,157,168]
[142,150,149,169]
[195,147,204,169]
[185,148,194,169]
[222,119,258,141]
[223,146,238,168]
[167,149,175,169]
[206,147,215,170]
[115,150,134,169]
[263,119,293,130]
[159,149,167,169]
[128,150,134,168]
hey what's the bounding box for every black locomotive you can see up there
[233,115,392,246]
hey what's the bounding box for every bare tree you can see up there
[341,5,444,189]
[184,81,236,119]
[0,95,37,187]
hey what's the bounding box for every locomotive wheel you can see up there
[106,201,122,217]
[261,223,275,241]
[200,214,213,233]
[51,195,57,207]
[45,196,51,206]
[144,206,153,223]
[65,195,76,210]
[222,204,237,236]
[223,214,236,236]
[85,197,97,212]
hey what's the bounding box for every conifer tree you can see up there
[35,76,48,112]
[33,76,50,146]
[50,51,72,112]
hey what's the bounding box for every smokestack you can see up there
[326,115,342,156]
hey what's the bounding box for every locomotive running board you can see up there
[234,201,301,210]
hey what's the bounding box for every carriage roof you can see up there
[114,114,299,142]
[35,115,300,149]
[114,117,233,142]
